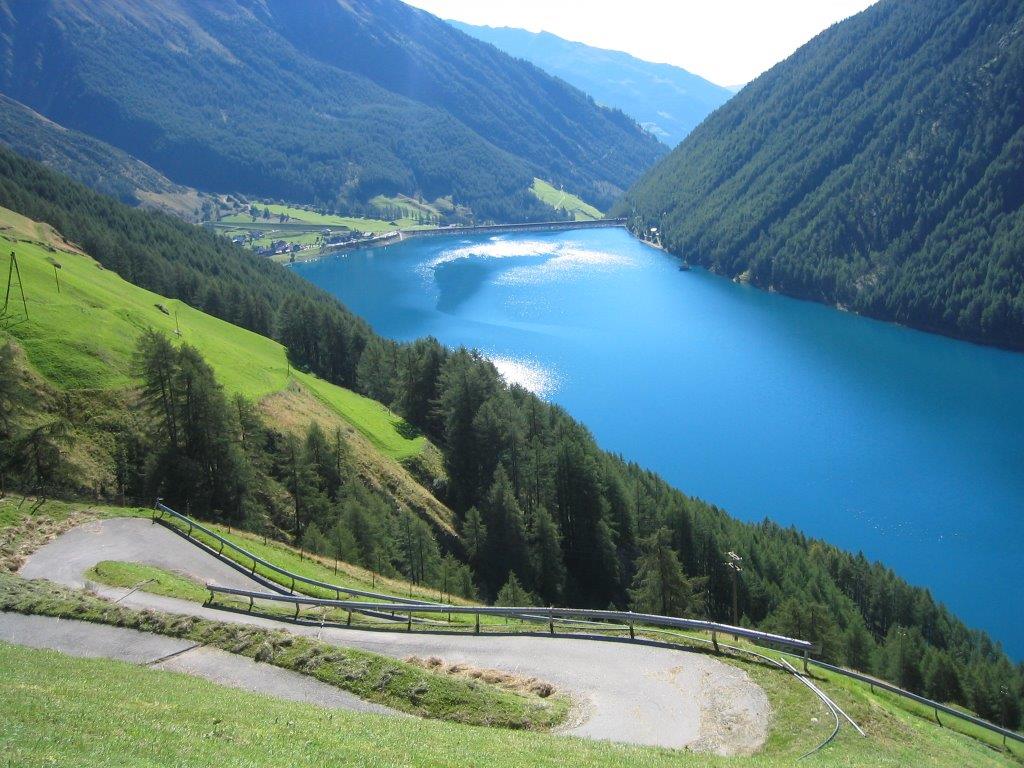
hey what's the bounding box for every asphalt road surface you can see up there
[16,518,770,754]
[0,612,397,715]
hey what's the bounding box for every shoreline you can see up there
[280,218,627,264]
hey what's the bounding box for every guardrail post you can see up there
[712,630,719,653]
[289,576,295,594]
[251,558,257,575]
[407,612,412,632]
[803,649,809,674]
[475,613,480,635]
[248,595,253,613]
[549,607,555,636]
[293,602,300,620]
[347,610,352,626]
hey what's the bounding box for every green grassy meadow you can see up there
[530,178,603,221]
[219,202,437,234]
[0,217,423,461]
[1,574,567,730]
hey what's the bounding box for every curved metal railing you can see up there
[799,656,1024,746]
[203,582,815,653]
[156,501,1023,749]
[155,501,619,626]
[154,501,434,606]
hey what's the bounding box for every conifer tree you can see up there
[495,572,537,607]
[328,518,359,565]
[922,648,963,704]
[629,527,705,618]
[301,522,330,557]
[481,466,532,594]
[530,506,566,604]
[305,421,341,500]
[461,506,486,563]
[842,619,876,673]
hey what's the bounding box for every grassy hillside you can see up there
[2,635,1020,767]
[616,0,1024,349]
[530,179,603,221]
[0,213,421,460]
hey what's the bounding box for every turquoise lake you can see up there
[294,227,1024,656]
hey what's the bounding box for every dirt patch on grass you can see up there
[405,655,557,699]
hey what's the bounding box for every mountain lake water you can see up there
[293,227,1024,656]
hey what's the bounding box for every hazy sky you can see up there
[404,0,877,86]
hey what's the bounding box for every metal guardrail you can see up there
[800,656,1024,746]
[157,499,811,651]
[203,582,815,655]
[157,502,1023,749]
[156,502,615,626]
[154,501,434,606]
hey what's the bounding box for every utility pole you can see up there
[725,551,743,639]
[49,259,62,294]
[2,250,28,325]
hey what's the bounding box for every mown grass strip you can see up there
[85,560,210,603]
[0,573,567,730]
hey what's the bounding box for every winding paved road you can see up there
[0,613,397,716]
[15,517,770,754]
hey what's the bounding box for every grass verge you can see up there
[0,573,567,730]
[85,560,210,603]
[0,642,675,768]
[1,215,425,454]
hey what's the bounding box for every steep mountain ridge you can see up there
[0,94,210,220]
[617,0,1024,349]
[0,0,664,220]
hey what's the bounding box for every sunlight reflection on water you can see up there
[486,354,560,398]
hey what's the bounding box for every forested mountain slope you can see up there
[616,0,1024,349]
[0,147,1021,726]
[0,0,663,221]
[451,22,732,147]
[0,94,210,221]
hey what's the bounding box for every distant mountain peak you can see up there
[450,21,733,147]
